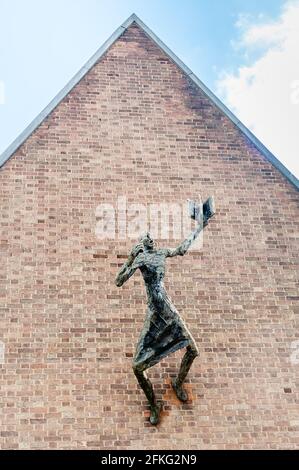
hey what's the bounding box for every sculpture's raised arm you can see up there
[165,196,215,258]
[166,221,203,257]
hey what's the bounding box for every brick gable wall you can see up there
[0,23,298,449]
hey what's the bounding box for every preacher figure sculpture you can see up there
[115,197,215,425]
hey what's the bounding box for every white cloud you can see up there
[217,1,299,179]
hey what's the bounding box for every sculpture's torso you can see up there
[139,250,167,306]
[133,249,191,368]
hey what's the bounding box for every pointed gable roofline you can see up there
[0,13,298,190]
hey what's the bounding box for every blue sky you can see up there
[0,0,298,177]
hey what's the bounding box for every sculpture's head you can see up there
[139,232,155,251]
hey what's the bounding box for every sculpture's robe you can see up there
[132,250,195,369]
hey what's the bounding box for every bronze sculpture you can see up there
[115,197,215,424]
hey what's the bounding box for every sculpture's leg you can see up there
[172,343,199,402]
[133,362,161,425]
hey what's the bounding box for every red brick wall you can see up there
[0,23,298,449]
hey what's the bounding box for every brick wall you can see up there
[0,23,298,449]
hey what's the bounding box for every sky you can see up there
[0,0,298,178]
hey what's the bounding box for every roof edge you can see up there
[0,13,298,190]
[131,15,298,190]
[0,15,131,168]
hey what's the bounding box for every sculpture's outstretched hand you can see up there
[166,196,215,257]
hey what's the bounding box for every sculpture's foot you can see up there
[149,402,162,425]
[172,378,188,402]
